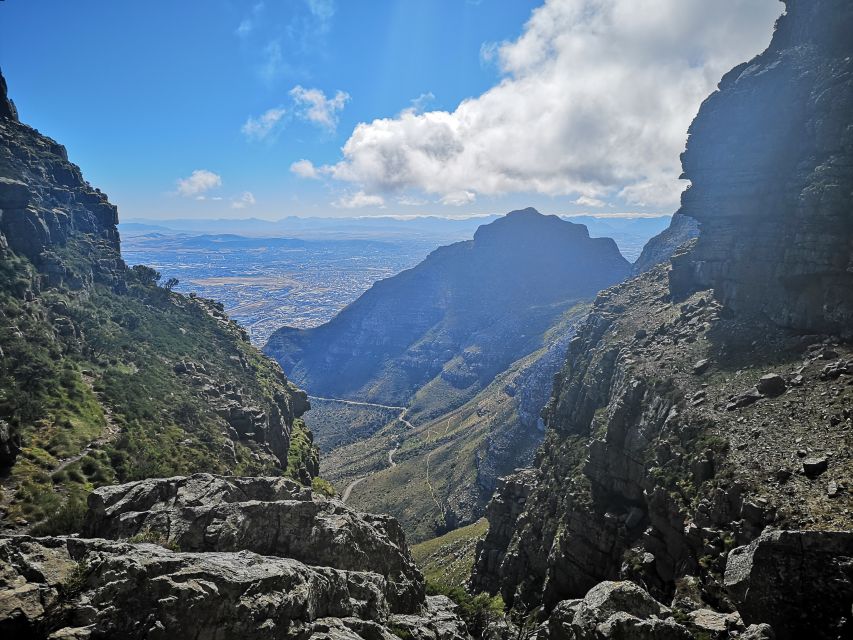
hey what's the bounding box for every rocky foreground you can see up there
[0,474,469,639]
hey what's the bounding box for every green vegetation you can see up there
[127,528,180,551]
[412,518,489,589]
[426,582,505,639]
[311,476,336,497]
[0,245,314,531]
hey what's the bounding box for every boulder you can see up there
[0,536,405,640]
[755,374,786,397]
[725,530,853,640]
[692,359,711,375]
[83,474,424,611]
[549,581,692,640]
[802,456,828,478]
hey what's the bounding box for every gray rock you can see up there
[802,456,828,478]
[549,581,692,640]
[725,529,853,640]
[0,177,30,209]
[693,359,711,375]
[0,536,416,640]
[83,473,424,611]
[756,374,786,397]
[741,623,775,640]
[725,389,762,411]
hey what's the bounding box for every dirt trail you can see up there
[311,396,411,503]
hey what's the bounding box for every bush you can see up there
[32,494,88,535]
[312,476,336,497]
[426,581,504,638]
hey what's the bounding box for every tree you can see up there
[162,277,179,292]
[131,264,161,286]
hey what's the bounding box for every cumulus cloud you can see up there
[290,159,320,179]
[241,107,287,141]
[231,191,256,209]
[334,190,385,209]
[320,0,781,208]
[176,170,222,197]
[440,190,476,206]
[290,85,350,131]
[574,195,606,208]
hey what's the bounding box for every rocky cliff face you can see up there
[0,68,312,531]
[0,474,469,639]
[632,213,699,275]
[472,2,853,638]
[670,0,853,337]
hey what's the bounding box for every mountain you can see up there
[264,209,629,539]
[472,2,853,638]
[0,68,316,533]
[632,212,699,274]
[0,69,475,640]
[266,208,629,410]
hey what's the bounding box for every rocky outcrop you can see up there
[546,581,692,640]
[669,0,853,337]
[83,473,423,610]
[0,474,468,639]
[0,536,466,640]
[632,213,699,275]
[472,262,853,634]
[0,68,123,287]
[473,4,852,638]
[725,529,853,639]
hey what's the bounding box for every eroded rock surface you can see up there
[0,475,468,639]
[725,529,853,639]
[83,473,423,611]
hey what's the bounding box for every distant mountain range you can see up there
[120,212,670,261]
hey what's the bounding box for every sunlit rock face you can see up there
[670,0,853,338]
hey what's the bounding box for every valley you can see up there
[1,1,852,638]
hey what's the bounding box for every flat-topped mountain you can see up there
[265,208,630,411]
[264,210,629,539]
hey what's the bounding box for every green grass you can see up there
[412,518,489,589]
[0,243,316,530]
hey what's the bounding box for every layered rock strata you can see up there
[0,474,468,639]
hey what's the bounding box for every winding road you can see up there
[309,396,410,503]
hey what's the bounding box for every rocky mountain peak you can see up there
[0,68,18,121]
[472,207,595,249]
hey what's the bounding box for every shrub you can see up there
[312,476,336,497]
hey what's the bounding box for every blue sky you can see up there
[0,0,781,219]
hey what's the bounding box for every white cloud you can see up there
[242,107,287,141]
[439,190,476,206]
[231,191,256,209]
[573,195,606,208]
[320,0,781,209]
[290,159,320,179]
[176,170,222,197]
[290,85,350,131]
[333,190,385,209]
[409,92,435,114]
